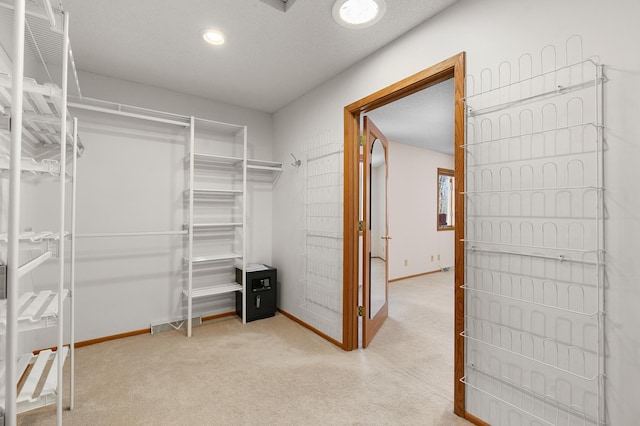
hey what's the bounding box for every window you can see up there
[437,168,454,231]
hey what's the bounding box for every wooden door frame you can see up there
[341,52,467,418]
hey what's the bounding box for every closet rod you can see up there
[68,101,189,127]
[76,230,187,238]
[69,97,248,130]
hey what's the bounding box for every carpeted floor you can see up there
[18,270,470,425]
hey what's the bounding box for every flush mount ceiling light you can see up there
[201,28,225,46]
[332,0,386,29]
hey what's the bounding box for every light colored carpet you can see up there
[18,270,470,425]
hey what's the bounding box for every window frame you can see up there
[437,167,455,231]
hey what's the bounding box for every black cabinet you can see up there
[236,266,277,322]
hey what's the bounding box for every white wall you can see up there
[77,71,278,264]
[272,0,640,423]
[387,142,454,280]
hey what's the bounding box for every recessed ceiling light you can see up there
[332,0,386,28]
[201,28,225,46]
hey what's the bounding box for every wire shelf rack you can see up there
[463,35,605,425]
[300,131,344,342]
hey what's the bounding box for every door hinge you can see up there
[358,306,364,317]
[357,221,365,232]
[358,135,366,147]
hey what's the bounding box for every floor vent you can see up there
[151,317,202,335]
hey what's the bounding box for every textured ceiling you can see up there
[60,0,459,113]
[366,78,454,155]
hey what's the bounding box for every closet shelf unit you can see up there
[61,94,281,339]
[184,115,246,336]
[462,39,605,425]
[184,116,282,337]
[1,1,80,424]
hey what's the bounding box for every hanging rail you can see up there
[76,230,188,238]
[67,98,189,127]
[68,96,259,130]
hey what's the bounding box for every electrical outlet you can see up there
[438,254,440,261]
[404,259,408,266]
[430,255,434,262]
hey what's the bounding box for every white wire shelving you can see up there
[0,73,83,159]
[298,134,344,341]
[0,346,69,416]
[63,92,282,339]
[187,153,283,176]
[183,117,249,337]
[182,123,282,333]
[461,364,600,426]
[1,1,79,424]
[0,155,70,180]
[462,36,605,425]
[0,289,69,334]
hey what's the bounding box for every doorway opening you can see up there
[342,53,467,418]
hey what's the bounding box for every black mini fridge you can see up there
[236,266,277,322]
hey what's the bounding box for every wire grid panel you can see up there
[463,36,604,426]
[299,131,344,341]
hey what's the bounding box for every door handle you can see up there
[380,236,392,240]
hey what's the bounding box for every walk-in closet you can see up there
[2,0,639,425]
[0,1,283,423]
